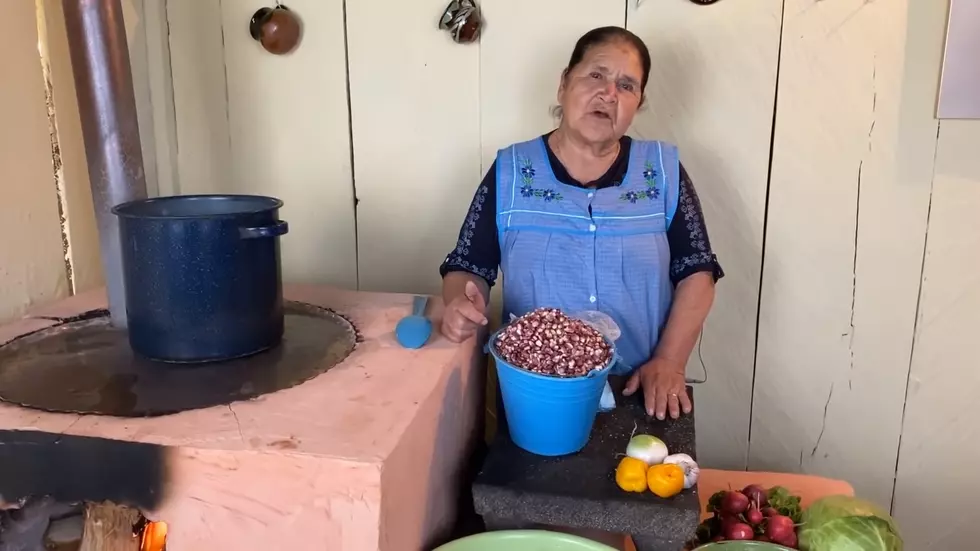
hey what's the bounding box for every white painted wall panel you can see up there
[167,0,233,195]
[141,0,180,197]
[348,0,481,294]
[219,0,357,288]
[628,0,781,470]
[753,0,939,507]
[893,120,980,550]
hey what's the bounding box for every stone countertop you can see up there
[473,375,699,542]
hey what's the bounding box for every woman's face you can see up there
[557,40,644,146]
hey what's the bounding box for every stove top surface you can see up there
[0,302,357,417]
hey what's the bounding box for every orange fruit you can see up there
[615,457,649,493]
[646,463,685,498]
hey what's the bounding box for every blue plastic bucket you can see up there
[488,326,617,456]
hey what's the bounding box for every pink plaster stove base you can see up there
[0,284,484,551]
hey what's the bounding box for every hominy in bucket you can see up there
[494,308,613,377]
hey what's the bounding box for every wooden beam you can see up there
[80,502,140,551]
[0,0,71,322]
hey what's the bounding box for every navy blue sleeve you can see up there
[439,162,500,287]
[667,163,725,284]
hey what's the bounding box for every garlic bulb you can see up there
[663,453,700,489]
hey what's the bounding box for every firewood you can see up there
[80,502,140,551]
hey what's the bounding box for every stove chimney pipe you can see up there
[61,0,148,327]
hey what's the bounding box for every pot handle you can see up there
[240,220,289,239]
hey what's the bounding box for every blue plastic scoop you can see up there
[395,295,432,349]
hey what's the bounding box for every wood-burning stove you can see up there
[0,286,485,550]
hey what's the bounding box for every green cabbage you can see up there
[799,495,903,551]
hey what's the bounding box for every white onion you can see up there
[625,434,669,465]
[663,453,700,489]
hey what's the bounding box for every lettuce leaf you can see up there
[768,485,804,524]
[799,496,903,551]
[800,516,902,551]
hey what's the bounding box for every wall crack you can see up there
[848,161,861,391]
[848,55,875,391]
[810,383,834,458]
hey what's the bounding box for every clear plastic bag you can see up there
[569,310,621,342]
[570,311,621,411]
[506,310,621,341]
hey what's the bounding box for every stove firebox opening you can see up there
[0,430,169,551]
[0,499,167,551]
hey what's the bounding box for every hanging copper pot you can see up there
[249,4,302,55]
[439,0,482,44]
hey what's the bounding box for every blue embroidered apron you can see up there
[496,137,679,375]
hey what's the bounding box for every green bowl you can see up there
[694,542,794,550]
[433,530,617,551]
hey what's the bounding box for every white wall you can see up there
[753,0,942,508]
[4,0,978,547]
[893,118,980,549]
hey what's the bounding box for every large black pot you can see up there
[112,194,289,363]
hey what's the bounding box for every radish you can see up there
[765,514,795,542]
[724,522,755,541]
[762,506,779,517]
[756,535,771,542]
[721,491,750,515]
[719,514,740,534]
[741,484,769,508]
[745,506,764,526]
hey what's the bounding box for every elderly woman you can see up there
[440,26,722,421]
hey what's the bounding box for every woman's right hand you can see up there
[441,280,488,343]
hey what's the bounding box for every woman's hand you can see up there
[441,280,488,343]
[623,358,693,420]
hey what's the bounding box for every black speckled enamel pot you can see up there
[112,195,289,363]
